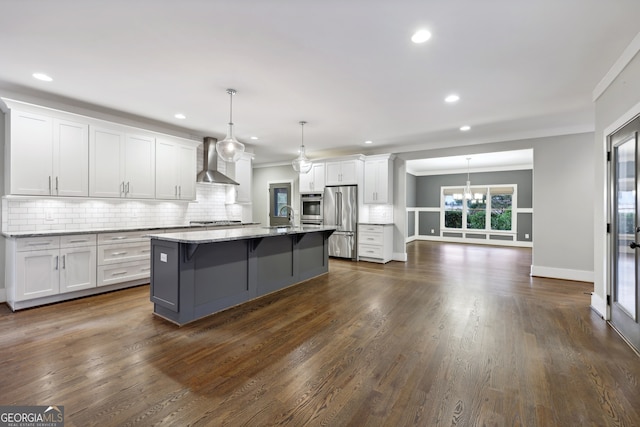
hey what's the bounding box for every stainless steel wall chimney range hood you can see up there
[196,137,239,185]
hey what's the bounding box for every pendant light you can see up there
[292,121,313,174]
[464,157,473,200]
[216,88,245,162]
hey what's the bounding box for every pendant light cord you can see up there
[227,89,235,126]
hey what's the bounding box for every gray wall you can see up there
[593,47,640,307]
[405,172,416,208]
[399,131,595,276]
[407,169,532,241]
[252,165,300,226]
[413,170,532,208]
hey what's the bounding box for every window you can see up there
[443,192,463,228]
[467,190,487,229]
[490,187,513,231]
[442,185,515,232]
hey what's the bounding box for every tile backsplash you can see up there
[1,183,247,233]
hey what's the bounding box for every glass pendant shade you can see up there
[463,157,472,199]
[292,145,312,173]
[464,180,473,200]
[292,121,313,174]
[215,89,245,162]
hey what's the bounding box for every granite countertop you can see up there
[147,225,337,244]
[2,222,260,238]
[359,222,394,226]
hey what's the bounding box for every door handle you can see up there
[630,242,640,249]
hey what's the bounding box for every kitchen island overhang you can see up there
[146,226,336,325]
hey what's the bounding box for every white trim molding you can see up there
[0,288,5,303]
[593,31,640,101]
[393,252,408,262]
[530,265,594,283]
[590,293,607,320]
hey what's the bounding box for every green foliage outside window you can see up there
[444,211,462,228]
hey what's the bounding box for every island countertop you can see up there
[146,225,337,244]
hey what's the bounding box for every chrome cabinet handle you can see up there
[112,271,127,276]
[112,251,128,256]
[62,254,66,269]
[54,255,59,270]
[55,176,59,193]
[49,176,52,194]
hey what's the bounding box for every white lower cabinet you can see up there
[16,248,60,300]
[98,260,150,287]
[358,224,393,263]
[96,230,151,287]
[12,234,97,303]
[59,245,97,293]
[6,231,152,310]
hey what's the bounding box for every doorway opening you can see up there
[268,182,292,226]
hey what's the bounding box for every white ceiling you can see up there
[1,0,639,167]
[406,149,533,175]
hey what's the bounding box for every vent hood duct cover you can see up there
[197,137,239,185]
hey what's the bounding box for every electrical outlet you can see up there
[45,211,54,221]
[525,233,530,239]
[431,229,435,234]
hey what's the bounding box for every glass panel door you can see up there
[269,182,292,226]
[611,115,640,351]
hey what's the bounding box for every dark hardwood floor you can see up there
[1,241,639,426]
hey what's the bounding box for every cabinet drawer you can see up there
[98,242,151,265]
[359,232,383,246]
[359,224,383,233]
[60,234,97,248]
[358,244,383,258]
[98,230,150,245]
[17,236,60,252]
[97,260,150,287]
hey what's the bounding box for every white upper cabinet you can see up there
[364,155,394,204]
[325,159,361,186]
[233,152,253,203]
[89,126,125,198]
[155,137,197,200]
[54,119,89,196]
[89,126,155,199]
[124,133,155,198]
[299,163,325,193]
[8,109,88,196]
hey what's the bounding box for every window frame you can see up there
[440,184,518,234]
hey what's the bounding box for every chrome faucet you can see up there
[279,205,295,226]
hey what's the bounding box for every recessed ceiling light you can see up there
[364,140,373,144]
[174,113,186,119]
[250,136,259,140]
[460,125,471,131]
[33,72,53,82]
[411,29,432,44]
[445,94,460,103]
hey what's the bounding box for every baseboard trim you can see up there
[409,235,532,248]
[393,252,407,262]
[530,265,594,283]
[590,293,608,320]
[0,288,5,303]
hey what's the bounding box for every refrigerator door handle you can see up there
[338,192,342,227]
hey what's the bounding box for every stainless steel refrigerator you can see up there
[323,185,358,259]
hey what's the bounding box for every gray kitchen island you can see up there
[146,225,336,325]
